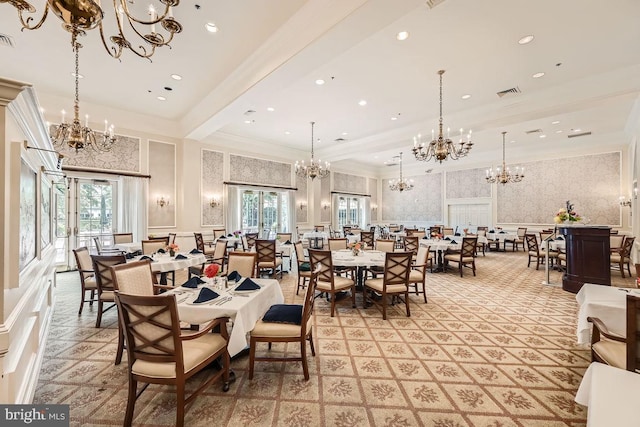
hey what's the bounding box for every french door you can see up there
[336,196,362,229]
[240,190,289,238]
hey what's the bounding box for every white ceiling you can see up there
[1,0,640,175]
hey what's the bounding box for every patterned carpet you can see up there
[34,250,636,426]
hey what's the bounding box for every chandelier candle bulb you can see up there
[61,110,66,123]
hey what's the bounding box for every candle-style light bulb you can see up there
[61,109,66,123]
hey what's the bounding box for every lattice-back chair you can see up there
[245,233,259,251]
[429,226,441,237]
[213,228,226,239]
[610,234,625,254]
[168,233,177,245]
[525,234,557,270]
[403,236,419,259]
[226,251,257,278]
[115,292,231,427]
[295,241,312,295]
[363,251,412,320]
[442,227,454,237]
[73,247,97,315]
[256,240,283,278]
[249,270,318,380]
[141,239,167,255]
[193,233,216,261]
[308,249,356,317]
[408,246,430,303]
[505,227,527,251]
[342,226,352,236]
[276,232,292,243]
[93,236,123,255]
[444,237,478,277]
[113,233,133,244]
[91,253,126,328]
[611,236,636,278]
[588,294,640,372]
[360,231,375,249]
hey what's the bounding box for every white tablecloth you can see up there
[575,362,640,426]
[487,232,518,242]
[168,278,284,356]
[302,231,329,240]
[331,249,386,267]
[575,283,636,344]
[114,242,142,253]
[132,253,206,273]
[420,238,462,252]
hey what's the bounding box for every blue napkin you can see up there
[444,237,451,241]
[190,249,202,254]
[139,255,155,262]
[174,254,188,260]
[499,231,506,234]
[193,288,219,303]
[422,236,428,240]
[228,271,243,282]
[227,233,233,237]
[348,232,354,235]
[489,230,495,233]
[157,248,166,253]
[182,277,205,288]
[218,236,227,239]
[284,240,292,245]
[556,236,564,240]
[450,240,457,244]
[236,279,260,291]
[454,233,461,236]
[125,253,135,259]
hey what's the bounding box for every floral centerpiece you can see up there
[233,230,242,237]
[348,241,364,256]
[166,243,179,257]
[205,263,220,278]
[554,200,582,224]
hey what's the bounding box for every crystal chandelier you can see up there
[486,131,524,184]
[2,0,183,61]
[389,152,414,192]
[412,70,473,163]
[295,121,330,180]
[51,29,117,152]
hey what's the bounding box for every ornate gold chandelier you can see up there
[51,28,117,151]
[295,121,330,180]
[2,0,183,60]
[389,152,414,192]
[486,131,524,184]
[412,70,473,163]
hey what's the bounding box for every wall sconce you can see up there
[299,202,307,210]
[157,196,170,208]
[210,197,221,208]
[619,196,632,207]
[322,202,330,210]
[634,187,638,199]
[371,204,378,214]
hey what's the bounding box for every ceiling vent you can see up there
[426,0,447,9]
[243,109,256,116]
[525,128,543,135]
[0,33,15,48]
[568,131,592,139]
[496,86,521,98]
[334,138,346,143]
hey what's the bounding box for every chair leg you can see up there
[351,287,356,308]
[405,292,411,317]
[330,293,336,317]
[300,339,309,381]
[124,378,137,427]
[115,322,124,365]
[78,288,85,316]
[382,294,387,320]
[422,282,428,303]
[248,338,256,379]
[95,300,104,328]
[176,382,185,427]
[620,261,626,278]
[308,331,316,356]
[472,261,476,276]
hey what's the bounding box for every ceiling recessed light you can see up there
[71,72,84,79]
[532,72,545,79]
[551,120,560,125]
[518,35,534,45]
[390,117,397,121]
[556,130,563,133]
[396,31,409,41]
[461,94,471,100]
[266,107,275,112]
[539,134,546,138]
[170,74,182,81]
[315,79,325,85]
[284,131,291,135]
[244,120,252,124]
[157,96,166,101]
[358,100,367,106]
[341,132,348,136]
[205,23,218,33]
[573,128,581,132]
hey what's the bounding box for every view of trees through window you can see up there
[78,182,113,234]
[241,190,289,237]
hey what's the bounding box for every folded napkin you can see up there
[174,254,188,260]
[139,255,155,262]
[190,249,202,254]
[227,270,242,282]
[227,233,233,237]
[298,261,311,271]
[125,253,136,260]
[444,237,451,241]
[218,236,227,239]
[262,304,302,325]
[556,236,564,240]
[489,229,495,233]
[236,278,260,291]
[454,233,461,236]
[499,231,506,234]
[182,276,206,288]
[422,236,429,240]
[348,232,354,235]
[193,288,219,303]
[157,248,166,253]
[284,240,292,245]
[450,240,457,244]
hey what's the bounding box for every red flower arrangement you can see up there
[205,263,220,278]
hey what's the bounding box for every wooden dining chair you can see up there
[91,253,126,328]
[525,233,558,270]
[408,246,430,303]
[294,241,312,295]
[213,228,226,239]
[193,232,216,260]
[611,236,636,278]
[256,240,283,278]
[141,239,167,255]
[360,231,375,249]
[443,237,478,277]
[113,233,134,244]
[115,292,231,427]
[73,247,97,315]
[168,233,177,245]
[308,249,356,317]
[225,251,257,278]
[245,232,259,251]
[363,251,412,320]
[249,270,318,380]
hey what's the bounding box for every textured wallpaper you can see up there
[382,172,443,222]
[229,154,291,187]
[201,149,224,226]
[320,174,331,223]
[497,152,621,225]
[447,168,492,199]
[296,173,308,223]
[333,172,367,194]
[148,141,175,228]
[53,127,140,172]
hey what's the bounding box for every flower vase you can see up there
[352,248,359,256]
[169,249,175,257]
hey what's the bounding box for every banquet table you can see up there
[420,238,463,272]
[575,283,637,344]
[332,249,386,290]
[302,231,329,249]
[575,362,640,426]
[114,242,142,253]
[130,252,206,285]
[167,278,284,357]
[486,231,518,251]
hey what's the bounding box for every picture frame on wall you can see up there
[19,159,37,271]
[41,176,52,248]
